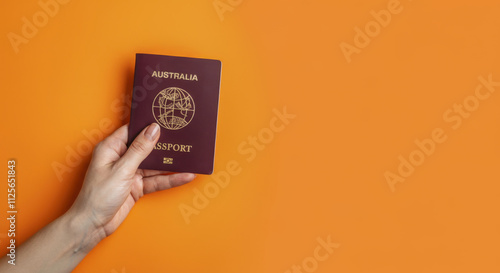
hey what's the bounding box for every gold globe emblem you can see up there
[152,87,195,130]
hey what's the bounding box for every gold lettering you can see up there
[151,71,198,81]
[173,144,180,151]
[154,142,193,153]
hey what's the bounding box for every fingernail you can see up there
[145,123,160,141]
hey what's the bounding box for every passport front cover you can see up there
[128,53,222,174]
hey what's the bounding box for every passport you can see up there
[127,53,222,174]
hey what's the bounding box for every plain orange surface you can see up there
[2,0,500,272]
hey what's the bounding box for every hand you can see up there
[0,123,196,273]
[69,123,196,245]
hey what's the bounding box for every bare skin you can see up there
[0,123,195,272]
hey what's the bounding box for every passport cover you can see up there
[128,53,222,174]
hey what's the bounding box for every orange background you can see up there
[2,0,500,272]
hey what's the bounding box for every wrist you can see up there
[62,207,106,254]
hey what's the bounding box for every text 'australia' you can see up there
[152,71,198,81]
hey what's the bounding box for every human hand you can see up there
[0,123,196,273]
[68,123,196,246]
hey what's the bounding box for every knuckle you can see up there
[153,178,161,192]
[129,140,148,154]
[112,161,133,177]
[133,174,142,184]
[93,141,105,153]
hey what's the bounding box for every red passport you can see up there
[128,53,222,174]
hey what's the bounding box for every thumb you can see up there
[117,123,160,171]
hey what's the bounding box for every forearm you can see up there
[0,209,105,273]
